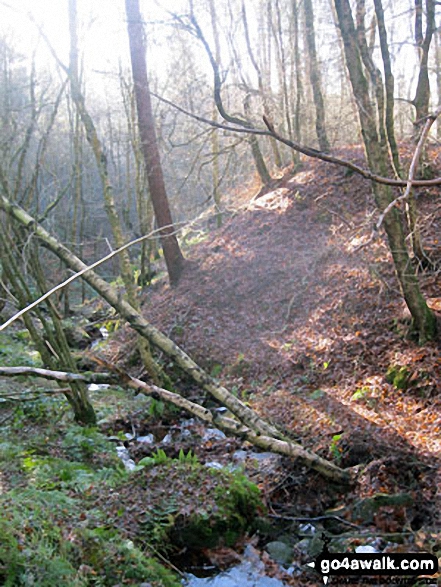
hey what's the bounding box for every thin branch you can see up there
[151,90,441,188]
[0,222,185,332]
[376,108,440,230]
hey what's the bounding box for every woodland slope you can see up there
[117,146,441,532]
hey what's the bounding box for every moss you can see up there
[386,365,411,390]
[0,488,180,586]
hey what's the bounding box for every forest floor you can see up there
[3,144,440,586]
[106,145,441,582]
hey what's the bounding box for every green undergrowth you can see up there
[0,330,42,369]
[0,395,181,585]
[0,488,179,586]
[0,373,263,586]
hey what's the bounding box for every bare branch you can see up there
[152,90,441,188]
[0,362,351,484]
[375,108,440,230]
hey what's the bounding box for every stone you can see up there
[265,541,293,565]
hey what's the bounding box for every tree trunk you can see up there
[303,0,330,152]
[373,0,401,176]
[242,2,283,169]
[69,0,163,383]
[334,0,436,343]
[0,226,96,425]
[412,0,435,139]
[125,0,184,286]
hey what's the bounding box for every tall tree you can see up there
[412,0,435,139]
[303,0,331,152]
[125,0,185,286]
[373,0,401,176]
[334,0,436,343]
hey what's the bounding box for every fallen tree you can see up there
[0,194,350,484]
[0,364,350,483]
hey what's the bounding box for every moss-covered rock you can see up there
[386,365,411,390]
[102,460,264,552]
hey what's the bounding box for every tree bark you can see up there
[373,0,401,176]
[412,0,435,139]
[125,0,184,286]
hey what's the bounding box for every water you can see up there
[182,546,287,587]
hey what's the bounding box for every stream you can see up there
[111,435,296,587]
[182,545,288,587]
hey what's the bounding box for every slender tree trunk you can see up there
[435,29,441,140]
[0,226,96,424]
[303,0,330,152]
[242,2,283,169]
[373,0,401,176]
[244,93,272,185]
[412,0,435,139]
[208,0,223,226]
[273,0,296,165]
[334,0,436,343]
[292,0,303,163]
[125,0,184,286]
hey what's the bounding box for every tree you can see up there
[412,0,435,139]
[333,0,437,343]
[125,0,185,286]
[303,0,331,152]
[373,0,401,176]
[0,40,96,424]
[68,0,163,383]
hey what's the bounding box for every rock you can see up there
[115,446,136,471]
[355,545,379,554]
[295,538,310,555]
[160,432,173,445]
[265,541,293,565]
[137,434,155,444]
[63,324,91,349]
[204,461,225,470]
[202,428,227,442]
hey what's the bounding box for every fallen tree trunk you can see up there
[0,365,351,484]
[0,195,351,483]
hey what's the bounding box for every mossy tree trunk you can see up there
[0,225,96,424]
[334,0,436,343]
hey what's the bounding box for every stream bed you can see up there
[182,545,288,587]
